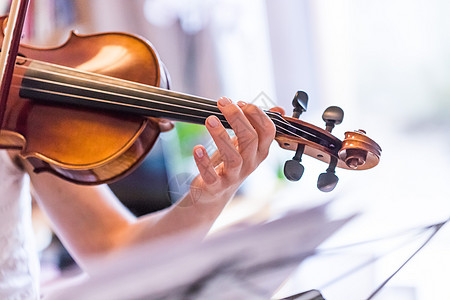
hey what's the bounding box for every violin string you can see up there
[11,87,303,141]
[14,59,305,136]
[13,59,319,141]
[16,74,221,117]
[10,56,333,152]
[10,83,308,144]
[10,85,227,129]
[16,80,297,137]
[10,69,223,125]
[13,83,225,123]
[13,62,197,108]
[10,62,315,142]
[14,62,219,109]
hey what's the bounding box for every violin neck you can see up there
[19,61,327,148]
[19,61,289,137]
[20,60,234,128]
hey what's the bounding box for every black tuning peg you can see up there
[317,157,339,192]
[291,91,308,119]
[322,106,344,133]
[284,144,305,181]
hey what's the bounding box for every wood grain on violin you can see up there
[0,15,381,187]
[1,15,166,184]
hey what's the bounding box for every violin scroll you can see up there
[338,130,381,170]
[276,91,381,192]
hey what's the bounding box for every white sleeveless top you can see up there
[0,151,40,299]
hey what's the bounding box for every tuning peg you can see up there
[291,91,308,119]
[317,157,339,192]
[322,106,344,133]
[284,144,305,181]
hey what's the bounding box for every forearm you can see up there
[29,165,232,272]
[120,189,233,246]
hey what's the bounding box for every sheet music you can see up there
[44,204,353,300]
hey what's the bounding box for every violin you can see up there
[0,14,381,192]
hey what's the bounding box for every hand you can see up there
[187,97,277,206]
[149,118,175,132]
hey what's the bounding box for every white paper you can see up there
[44,203,352,300]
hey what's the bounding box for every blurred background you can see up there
[3,0,450,299]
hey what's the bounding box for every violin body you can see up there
[0,15,168,184]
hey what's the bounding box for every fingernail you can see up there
[218,97,232,107]
[237,101,246,108]
[195,147,204,158]
[207,116,220,128]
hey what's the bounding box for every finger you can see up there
[193,145,219,185]
[209,150,222,167]
[269,106,285,115]
[208,136,238,168]
[217,97,258,157]
[149,117,175,132]
[158,119,175,132]
[205,115,242,176]
[237,102,276,158]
